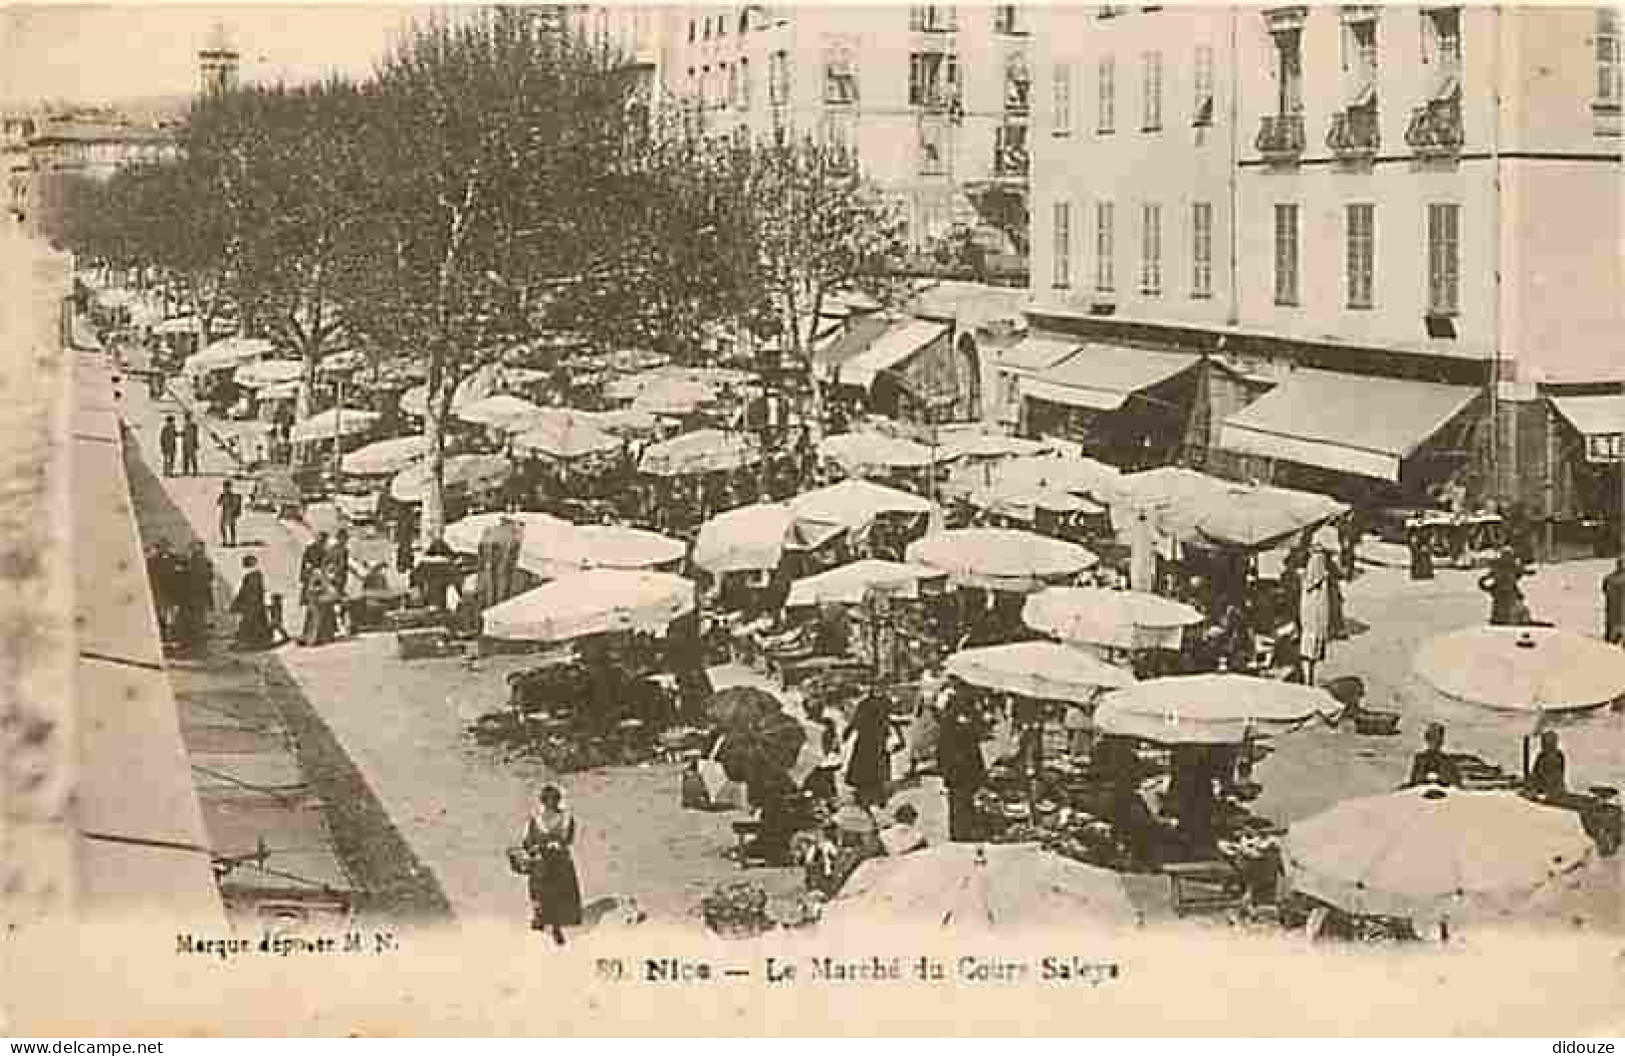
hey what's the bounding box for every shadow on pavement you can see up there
[121,426,454,926]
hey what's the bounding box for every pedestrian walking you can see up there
[1479,548,1528,626]
[936,684,986,842]
[514,785,583,945]
[1603,557,1625,645]
[230,555,274,650]
[217,480,242,547]
[843,691,893,811]
[177,541,214,651]
[145,540,175,638]
[181,415,200,476]
[326,528,352,638]
[299,565,339,646]
[158,415,178,476]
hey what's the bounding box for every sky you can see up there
[1,4,443,108]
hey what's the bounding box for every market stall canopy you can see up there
[838,318,950,389]
[456,393,545,430]
[995,336,1081,378]
[1549,395,1625,463]
[389,452,509,503]
[821,842,1139,933]
[1194,486,1348,550]
[289,406,380,445]
[785,559,947,608]
[399,364,503,418]
[948,452,1124,506]
[693,503,796,574]
[1217,369,1480,483]
[153,315,202,336]
[790,479,936,536]
[818,431,934,475]
[583,408,661,436]
[630,378,718,416]
[1282,786,1593,924]
[184,336,275,376]
[341,435,429,477]
[945,641,1136,704]
[1022,587,1203,651]
[932,429,1051,463]
[962,479,1104,522]
[1093,674,1343,745]
[1021,344,1199,412]
[441,511,569,555]
[1412,626,1625,716]
[231,358,303,390]
[511,412,622,461]
[482,569,696,642]
[906,528,1097,593]
[518,524,686,578]
[639,429,758,476]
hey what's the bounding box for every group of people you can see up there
[157,413,201,477]
[145,539,214,651]
[295,529,355,647]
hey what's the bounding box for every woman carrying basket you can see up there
[514,785,583,945]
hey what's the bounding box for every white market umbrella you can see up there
[934,432,1051,463]
[441,511,570,555]
[94,288,136,309]
[790,479,935,536]
[232,358,303,390]
[389,453,509,503]
[639,429,757,476]
[821,842,1139,934]
[818,431,934,475]
[947,454,1124,505]
[1093,674,1344,745]
[518,524,685,578]
[456,393,546,430]
[341,435,429,477]
[962,479,1104,522]
[153,315,202,336]
[1413,626,1625,717]
[692,503,795,574]
[482,569,696,643]
[1282,786,1594,925]
[290,407,380,444]
[630,378,717,416]
[260,380,301,402]
[185,336,275,376]
[583,408,661,437]
[785,559,948,608]
[906,528,1096,593]
[945,641,1136,705]
[511,412,623,461]
[1022,587,1203,652]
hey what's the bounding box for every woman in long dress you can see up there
[844,692,892,810]
[520,785,583,944]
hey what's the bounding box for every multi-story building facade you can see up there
[553,4,667,128]
[1024,5,1624,552]
[658,4,1034,259]
[3,114,36,219]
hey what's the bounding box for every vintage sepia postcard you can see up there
[2,0,1623,1037]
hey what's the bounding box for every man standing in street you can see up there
[1603,557,1625,644]
[217,480,242,547]
[935,681,986,842]
[158,415,178,476]
[178,541,214,652]
[181,415,201,476]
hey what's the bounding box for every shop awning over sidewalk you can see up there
[1217,369,1478,482]
[1021,344,1200,412]
[998,336,1080,376]
[1549,395,1625,462]
[839,319,950,388]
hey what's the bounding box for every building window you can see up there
[688,18,696,42]
[739,11,751,34]
[1193,45,1215,126]
[1140,203,1162,295]
[994,5,1026,34]
[1597,8,1622,110]
[1422,7,1461,70]
[918,122,948,175]
[910,52,959,109]
[718,11,728,35]
[1191,201,1213,299]
[1095,201,1115,293]
[769,51,790,106]
[1052,62,1073,133]
[1273,203,1299,307]
[910,5,957,32]
[1427,202,1460,316]
[1344,203,1375,309]
[1142,51,1163,131]
[737,57,752,109]
[1098,56,1116,132]
[1275,28,1304,115]
[1052,201,1072,288]
[703,15,712,39]
[825,41,858,104]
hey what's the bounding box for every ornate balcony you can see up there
[1255,113,1305,163]
[1405,97,1463,158]
[993,142,1028,178]
[1326,106,1380,159]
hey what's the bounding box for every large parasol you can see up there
[290,407,380,445]
[341,435,429,477]
[455,393,546,431]
[389,453,510,503]
[482,569,696,642]
[441,511,569,555]
[1093,673,1344,745]
[693,503,796,574]
[518,524,686,578]
[818,431,934,475]
[1022,587,1203,651]
[639,429,758,476]
[945,641,1136,704]
[789,479,936,537]
[785,559,947,608]
[511,412,622,461]
[1282,785,1595,926]
[906,528,1097,593]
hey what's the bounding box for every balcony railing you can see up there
[1255,112,1305,162]
[1326,106,1380,158]
[994,143,1029,177]
[1405,97,1463,157]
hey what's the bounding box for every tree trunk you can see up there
[420,402,447,547]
